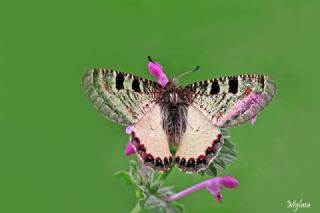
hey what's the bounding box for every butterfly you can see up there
[82,60,276,173]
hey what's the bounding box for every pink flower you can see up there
[124,125,148,176]
[124,137,149,176]
[125,141,136,156]
[125,125,134,134]
[140,163,148,176]
[125,125,136,156]
[125,124,136,156]
[206,176,239,203]
[169,176,239,203]
[147,57,169,87]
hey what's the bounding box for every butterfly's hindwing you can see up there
[82,68,161,125]
[185,74,276,128]
[175,106,224,173]
[130,105,173,172]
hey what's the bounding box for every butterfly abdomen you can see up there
[159,81,192,146]
[160,103,188,145]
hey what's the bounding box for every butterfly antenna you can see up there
[176,66,200,80]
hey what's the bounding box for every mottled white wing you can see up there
[175,106,223,173]
[185,74,276,128]
[82,68,161,125]
[130,105,173,172]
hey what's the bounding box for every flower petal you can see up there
[206,179,222,203]
[158,76,169,87]
[169,176,239,203]
[206,176,239,203]
[148,61,163,78]
[140,163,148,176]
[125,142,136,156]
[148,61,169,87]
[216,192,222,203]
[218,176,239,188]
[126,125,134,135]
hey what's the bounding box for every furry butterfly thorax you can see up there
[158,80,192,146]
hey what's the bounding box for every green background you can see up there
[1,0,319,212]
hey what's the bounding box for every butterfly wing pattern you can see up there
[83,68,276,174]
[83,68,172,171]
[130,105,173,172]
[175,106,223,173]
[173,74,276,173]
[185,74,276,128]
[82,68,161,125]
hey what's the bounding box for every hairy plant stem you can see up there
[159,165,173,181]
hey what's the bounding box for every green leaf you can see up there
[144,194,167,210]
[219,153,237,163]
[117,160,184,213]
[172,203,184,213]
[143,195,183,213]
[219,146,236,155]
[151,180,163,194]
[198,170,205,176]
[135,188,145,199]
[220,128,231,138]
[223,138,235,149]
[157,186,174,197]
[206,164,217,177]
[114,170,144,199]
[204,128,237,176]
[129,160,141,183]
[147,171,155,184]
[114,171,135,186]
[129,160,139,173]
[130,199,143,213]
[213,158,226,170]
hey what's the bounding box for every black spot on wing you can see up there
[210,80,220,94]
[201,81,209,88]
[228,77,238,94]
[258,75,265,89]
[132,78,141,92]
[219,77,227,83]
[116,73,125,90]
[92,68,99,77]
[186,83,197,92]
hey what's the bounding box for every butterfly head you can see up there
[161,80,191,105]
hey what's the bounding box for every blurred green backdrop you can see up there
[1,0,319,212]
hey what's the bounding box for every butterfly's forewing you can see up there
[175,106,223,173]
[82,68,161,125]
[130,104,173,172]
[185,74,276,128]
